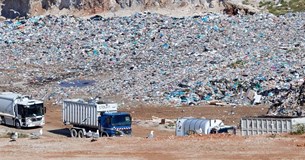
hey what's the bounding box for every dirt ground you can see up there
[1,103,305,160]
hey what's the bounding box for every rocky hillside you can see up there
[0,0,260,19]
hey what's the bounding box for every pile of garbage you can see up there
[0,12,304,115]
[267,79,305,116]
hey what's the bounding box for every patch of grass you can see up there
[268,133,277,138]
[0,133,11,138]
[259,0,305,16]
[259,1,272,8]
[289,0,305,12]
[291,124,305,135]
[228,60,247,69]
[242,0,250,5]
[167,123,175,127]
[187,130,196,135]
[0,132,29,138]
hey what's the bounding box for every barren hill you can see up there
[0,0,259,18]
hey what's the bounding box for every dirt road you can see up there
[1,103,305,160]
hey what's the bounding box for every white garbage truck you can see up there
[0,92,46,128]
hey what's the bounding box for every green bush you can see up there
[291,124,305,135]
[259,0,305,16]
[289,0,305,12]
[242,0,250,5]
[259,1,272,7]
[0,132,29,138]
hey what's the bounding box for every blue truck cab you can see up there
[99,112,132,137]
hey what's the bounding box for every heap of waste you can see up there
[0,12,304,116]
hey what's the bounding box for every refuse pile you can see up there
[0,12,304,116]
[267,79,305,117]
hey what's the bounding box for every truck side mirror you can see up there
[44,107,47,114]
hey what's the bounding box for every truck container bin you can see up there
[240,116,305,136]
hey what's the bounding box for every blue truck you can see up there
[62,99,132,137]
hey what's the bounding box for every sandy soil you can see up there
[1,103,305,160]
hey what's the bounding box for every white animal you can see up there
[86,130,93,138]
[195,128,203,134]
[146,130,154,139]
[91,130,99,142]
[230,110,235,115]
[30,128,43,139]
[10,132,18,142]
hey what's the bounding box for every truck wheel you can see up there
[0,117,5,125]
[78,130,85,138]
[102,132,109,137]
[15,120,21,129]
[210,128,217,134]
[70,129,77,138]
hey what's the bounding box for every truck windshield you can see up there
[24,104,44,117]
[111,115,131,126]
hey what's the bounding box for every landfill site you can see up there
[0,0,305,159]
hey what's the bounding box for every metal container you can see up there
[63,99,118,128]
[0,93,18,116]
[176,117,224,136]
[63,99,99,128]
[240,116,305,136]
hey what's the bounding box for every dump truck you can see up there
[176,117,236,136]
[240,116,305,136]
[0,92,46,128]
[63,99,132,138]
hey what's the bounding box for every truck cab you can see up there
[0,92,46,128]
[99,112,132,137]
[16,100,46,128]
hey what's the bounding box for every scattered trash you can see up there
[0,12,304,116]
